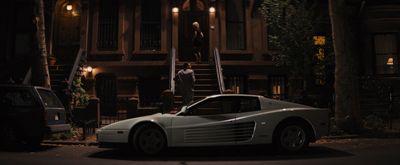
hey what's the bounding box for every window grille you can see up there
[140,0,161,50]
[226,0,246,50]
[97,0,119,50]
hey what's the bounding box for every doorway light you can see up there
[209,7,216,13]
[387,57,394,66]
[66,4,73,11]
[172,7,179,13]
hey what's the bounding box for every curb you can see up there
[42,140,98,146]
[322,134,360,139]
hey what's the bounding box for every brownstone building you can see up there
[2,0,399,122]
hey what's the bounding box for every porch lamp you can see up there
[172,7,179,13]
[387,57,394,66]
[209,6,216,13]
[66,4,73,11]
[86,66,93,73]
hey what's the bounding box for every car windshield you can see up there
[37,89,64,108]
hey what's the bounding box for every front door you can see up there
[179,0,209,62]
[54,2,80,64]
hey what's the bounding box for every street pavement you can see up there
[1,137,400,165]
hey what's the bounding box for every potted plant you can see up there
[48,55,57,65]
[71,76,89,107]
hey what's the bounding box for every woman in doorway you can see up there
[192,21,204,63]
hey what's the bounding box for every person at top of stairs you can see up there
[192,22,204,64]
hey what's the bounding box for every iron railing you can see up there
[213,48,226,94]
[169,48,176,94]
[68,48,85,86]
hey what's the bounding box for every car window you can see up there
[186,97,237,116]
[37,89,64,108]
[0,89,36,107]
[237,97,260,113]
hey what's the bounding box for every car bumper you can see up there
[96,129,130,143]
[47,124,71,133]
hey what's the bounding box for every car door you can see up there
[233,96,261,144]
[0,87,45,139]
[170,97,238,147]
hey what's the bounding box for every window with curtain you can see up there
[140,0,161,50]
[226,76,246,94]
[374,34,398,74]
[269,76,286,99]
[226,0,246,50]
[97,0,119,50]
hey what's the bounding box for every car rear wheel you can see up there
[275,122,309,153]
[133,124,166,155]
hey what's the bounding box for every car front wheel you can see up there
[133,124,166,155]
[275,122,309,153]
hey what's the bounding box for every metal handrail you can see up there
[213,48,225,94]
[68,48,84,86]
[23,67,32,85]
[169,48,176,94]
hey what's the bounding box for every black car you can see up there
[0,85,71,147]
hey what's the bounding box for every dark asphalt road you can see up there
[0,138,399,165]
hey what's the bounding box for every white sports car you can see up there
[97,94,329,155]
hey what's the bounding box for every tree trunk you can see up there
[33,0,51,88]
[329,0,361,133]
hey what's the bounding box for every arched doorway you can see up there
[54,0,80,64]
[179,0,209,62]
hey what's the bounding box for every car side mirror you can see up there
[177,106,188,115]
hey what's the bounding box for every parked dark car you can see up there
[0,85,71,147]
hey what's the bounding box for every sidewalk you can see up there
[42,135,98,146]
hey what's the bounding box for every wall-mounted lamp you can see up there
[86,66,93,73]
[209,7,216,13]
[172,7,179,13]
[66,4,73,11]
[387,57,394,66]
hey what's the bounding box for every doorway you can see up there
[54,1,80,64]
[179,0,209,62]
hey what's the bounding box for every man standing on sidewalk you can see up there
[174,63,195,105]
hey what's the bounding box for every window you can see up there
[1,89,36,107]
[226,76,246,94]
[37,90,63,108]
[182,0,205,11]
[187,97,236,116]
[313,35,327,85]
[97,0,119,50]
[237,97,260,113]
[140,0,161,50]
[226,0,246,50]
[270,76,286,99]
[374,34,398,74]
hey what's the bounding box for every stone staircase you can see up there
[174,63,220,107]
[48,64,72,92]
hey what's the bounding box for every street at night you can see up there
[1,138,400,165]
[2,0,400,165]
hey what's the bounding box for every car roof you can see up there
[205,94,262,99]
[0,84,51,91]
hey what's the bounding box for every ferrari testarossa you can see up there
[97,94,329,155]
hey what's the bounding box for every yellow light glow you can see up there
[172,7,179,13]
[387,57,394,66]
[209,7,216,13]
[86,66,93,73]
[66,4,73,11]
[313,36,326,46]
